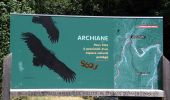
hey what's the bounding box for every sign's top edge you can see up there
[10,13,163,19]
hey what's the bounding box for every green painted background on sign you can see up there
[10,14,163,89]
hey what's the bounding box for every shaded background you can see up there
[0,0,170,99]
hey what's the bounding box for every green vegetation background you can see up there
[0,0,170,99]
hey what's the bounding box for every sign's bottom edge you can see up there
[10,89,164,97]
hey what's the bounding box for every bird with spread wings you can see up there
[21,32,76,83]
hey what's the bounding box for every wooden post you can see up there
[163,56,170,100]
[2,54,12,100]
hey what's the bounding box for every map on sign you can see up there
[10,14,163,90]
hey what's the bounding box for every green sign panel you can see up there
[10,14,163,89]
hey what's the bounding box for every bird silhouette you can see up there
[32,16,59,43]
[21,32,76,83]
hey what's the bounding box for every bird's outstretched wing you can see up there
[21,32,46,57]
[21,32,76,82]
[32,16,59,43]
[47,58,76,82]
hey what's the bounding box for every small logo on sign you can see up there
[80,60,98,70]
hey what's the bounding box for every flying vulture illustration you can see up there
[21,32,76,82]
[32,16,59,43]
